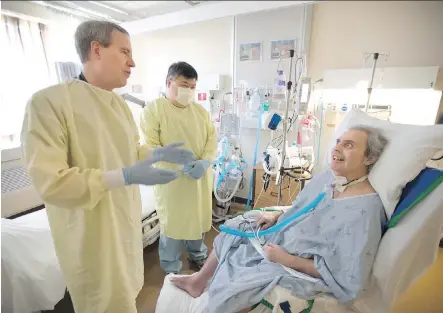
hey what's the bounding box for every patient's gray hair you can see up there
[349,125,388,169]
[75,20,129,63]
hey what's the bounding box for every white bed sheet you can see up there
[1,209,65,313]
[1,186,158,313]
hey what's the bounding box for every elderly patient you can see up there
[171,126,388,313]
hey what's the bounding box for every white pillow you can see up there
[323,109,443,218]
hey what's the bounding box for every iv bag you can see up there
[273,70,286,101]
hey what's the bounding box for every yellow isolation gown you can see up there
[20,80,150,313]
[140,97,217,240]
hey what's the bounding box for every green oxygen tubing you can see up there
[219,192,326,238]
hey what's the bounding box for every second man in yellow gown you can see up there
[141,62,217,274]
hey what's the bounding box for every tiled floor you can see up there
[48,233,443,313]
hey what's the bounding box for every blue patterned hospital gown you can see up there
[204,170,386,313]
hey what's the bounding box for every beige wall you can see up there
[129,17,233,100]
[308,1,443,80]
[308,1,443,170]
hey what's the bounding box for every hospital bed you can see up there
[1,185,159,313]
[155,109,443,313]
[156,179,443,313]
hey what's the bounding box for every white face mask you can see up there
[175,87,195,106]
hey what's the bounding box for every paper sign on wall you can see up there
[270,39,296,60]
[239,42,262,62]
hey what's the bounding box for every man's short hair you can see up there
[75,20,129,63]
[165,62,198,85]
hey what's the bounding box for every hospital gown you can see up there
[205,170,386,313]
[20,80,150,313]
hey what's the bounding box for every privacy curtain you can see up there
[54,61,82,83]
[0,14,52,149]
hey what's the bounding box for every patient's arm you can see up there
[264,244,321,278]
[280,254,321,278]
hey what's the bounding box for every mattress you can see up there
[140,185,157,218]
[140,185,161,247]
[1,210,65,313]
[7,207,50,226]
[4,185,156,226]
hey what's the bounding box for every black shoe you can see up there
[187,257,207,269]
[165,272,178,276]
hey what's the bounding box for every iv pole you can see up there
[365,52,379,113]
[277,49,295,205]
[365,52,389,112]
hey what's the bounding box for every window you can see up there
[44,20,80,64]
[0,14,54,150]
[0,13,81,150]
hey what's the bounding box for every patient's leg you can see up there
[170,249,218,298]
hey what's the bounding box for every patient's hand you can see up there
[265,244,322,278]
[256,211,282,230]
[264,243,289,264]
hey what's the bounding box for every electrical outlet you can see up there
[326,103,337,112]
[213,100,221,109]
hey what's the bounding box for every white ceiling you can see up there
[122,1,311,35]
[2,1,310,35]
[30,1,216,23]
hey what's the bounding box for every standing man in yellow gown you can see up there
[141,62,217,274]
[20,21,194,313]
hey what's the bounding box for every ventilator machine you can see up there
[212,49,322,223]
[212,104,249,222]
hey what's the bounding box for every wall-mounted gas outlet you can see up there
[213,100,222,109]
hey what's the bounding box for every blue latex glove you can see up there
[152,142,195,165]
[183,160,211,180]
[122,158,178,186]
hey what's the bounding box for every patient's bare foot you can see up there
[170,275,207,298]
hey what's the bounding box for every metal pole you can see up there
[365,52,379,112]
[277,50,295,205]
